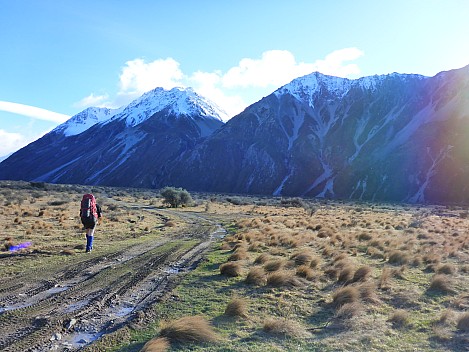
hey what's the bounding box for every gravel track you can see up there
[0,209,222,352]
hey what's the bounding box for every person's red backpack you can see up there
[80,194,98,226]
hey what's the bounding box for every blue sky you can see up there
[1,0,469,157]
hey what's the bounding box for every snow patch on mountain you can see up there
[112,87,228,127]
[54,107,123,136]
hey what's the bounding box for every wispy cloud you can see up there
[0,129,28,157]
[75,48,364,118]
[0,101,70,123]
[74,93,110,109]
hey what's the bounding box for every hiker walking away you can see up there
[80,194,102,252]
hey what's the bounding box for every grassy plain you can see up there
[1,181,469,351]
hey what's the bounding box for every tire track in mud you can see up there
[0,209,224,352]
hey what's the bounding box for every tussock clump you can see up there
[254,253,270,264]
[245,267,266,285]
[309,256,321,268]
[351,266,372,283]
[264,259,284,272]
[337,265,355,284]
[228,250,247,261]
[436,263,456,275]
[358,232,373,241]
[220,262,242,277]
[358,282,380,304]
[428,274,455,294]
[224,298,248,318]
[438,309,456,325]
[296,265,315,280]
[263,318,311,338]
[267,271,303,288]
[291,252,313,266]
[141,337,170,352]
[388,250,409,265]
[332,286,360,308]
[335,302,363,320]
[456,312,469,332]
[159,315,221,343]
[388,309,410,328]
[366,247,385,260]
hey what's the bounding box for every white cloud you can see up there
[190,71,246,118]
[311,47,364,77]
[222,50,314,88]
[74,93,111,109]
[222,48,364,90]
[119,58,185,96]
[0,129,28,157]
[76,47,363,119]
[0,101,70,123]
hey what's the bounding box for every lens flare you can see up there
[9,242,32,252]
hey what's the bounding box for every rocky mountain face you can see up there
[164,65,469,203]
[1,66,468,203]
[0,87,226,187]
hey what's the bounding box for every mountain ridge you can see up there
[1,65,469,203]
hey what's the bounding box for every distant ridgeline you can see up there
[1,65,469,204]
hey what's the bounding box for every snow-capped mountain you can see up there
[0,87,225,186]
[1,65,469,204]
[53,106,123,136]
[161,65,469,203]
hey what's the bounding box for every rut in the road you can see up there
[0,238,205,352]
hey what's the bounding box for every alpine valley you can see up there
[1,65,469,204]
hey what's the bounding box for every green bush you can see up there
[160,187,193,208]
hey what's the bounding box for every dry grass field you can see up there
[1,181,469,351]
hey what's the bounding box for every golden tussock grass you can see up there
[388,309,410,328]
[436,263,456,275]
[219,262,242,277]
[291,251,313,266]
[228,250,247,261]
[335,302,363,320]
[351,266,372,283]
[387,250,409,265]
[429,274,455,294]
[296,265,316,280]
[262,318,312,338]
[456,312,469,332]
[337,265,355,284]
[264,259,284,272]
[254,253,270,264]
[140,337,170,352]
[224,298,248,318]
[266,270,303,288]
[159,315,221,343]
[332,286,360,308]
[245,267,266,285]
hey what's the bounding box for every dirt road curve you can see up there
[0,210,224,352]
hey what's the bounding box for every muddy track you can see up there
[0,209,224,352]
